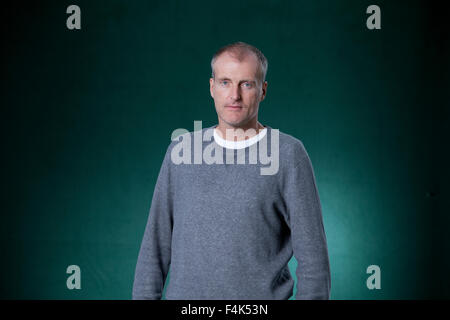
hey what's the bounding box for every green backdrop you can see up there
[1,0,448,299]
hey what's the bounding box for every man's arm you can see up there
[283,142,331,299]
[132,145,173,300]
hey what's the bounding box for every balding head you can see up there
[211,42,268,84]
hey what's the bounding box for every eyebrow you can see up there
[217,78,256,84]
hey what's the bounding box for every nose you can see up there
[230,84,241,101]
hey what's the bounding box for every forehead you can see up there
[213,52,260,79]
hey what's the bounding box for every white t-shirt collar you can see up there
[213,126,267,150]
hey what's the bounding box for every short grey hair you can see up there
[210,41,268,83]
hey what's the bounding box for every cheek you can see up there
[215,95,227,109]
[245,92,260,104]
[215,94,225,105]
[218,92,230,105]
[213,88,223,97]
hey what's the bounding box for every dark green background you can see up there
[2,0,448,299]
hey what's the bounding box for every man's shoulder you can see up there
[277,129,304,149]
[161,126,215,163]
[169,126,215,143]
[276,128,309,160]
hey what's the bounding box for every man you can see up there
[132,42,331,299]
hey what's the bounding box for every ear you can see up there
[209,78,214,99]
[260,81,268,101]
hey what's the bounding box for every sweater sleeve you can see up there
[283,143,331,300]
[132,144,174,300]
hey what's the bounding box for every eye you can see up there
[220,80,229,86]
[242,82,252,88]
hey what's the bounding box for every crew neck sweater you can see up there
[132,125,331,300]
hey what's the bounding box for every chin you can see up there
[222,119,247,128]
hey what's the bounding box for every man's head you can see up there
[210,42,268,129]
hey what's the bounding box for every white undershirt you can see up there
[213,126,268,150]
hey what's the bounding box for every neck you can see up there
[215,119,265,142]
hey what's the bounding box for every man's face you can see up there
[210,52,267,128]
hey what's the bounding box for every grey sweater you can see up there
[132,125,331,300]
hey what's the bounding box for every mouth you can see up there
[225,105,243,109]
